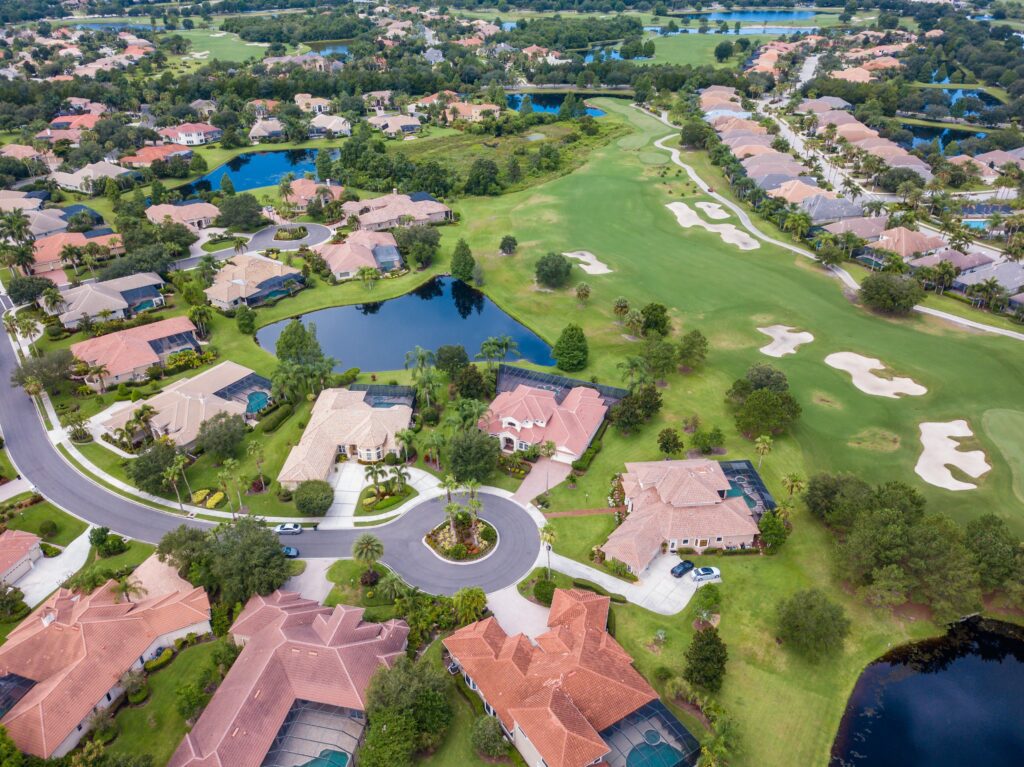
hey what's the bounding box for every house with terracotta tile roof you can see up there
[408,90,459,114]
[30,231,124,281]
[101,361,271,448]
[169,591,408,767]
[446,101,501,123]
[0,529,42,585]
[204,253,305,310]
[158,123,222,146]
[0,557,210,759]
[120,144,193,168]
[316,229,403,279]
[278,389,412,488]
[70,315,200,389]
[869,226,945,261]
[146,201,220,231]
[601,459,761,573]
[285,178,345,213]
[341,192,452,231]
[831,66,873,83]
[480,384,607,464]
[294,93,331,114]
[49,113,100,131]
[246,99,280,118]
[0,143,45,164]
[445,588,700,767]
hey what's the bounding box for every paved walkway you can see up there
[486,584,552,639]
[548,551,698,615]
[18,529,92,606]
[282,557,334,603]
[321,462,443,528]
[0,478,31,502]
[512,457,573,505]
[641,107,1024,344]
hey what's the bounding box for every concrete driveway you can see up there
[512,457,573,505]
[283,557,334,603]
[18,529,92,606]
[487,584,551,639]
[549,551,698,615]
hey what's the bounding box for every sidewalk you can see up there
[18,529,92,606]
[0,478,31,503]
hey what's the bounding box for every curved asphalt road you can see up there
[0,335,539,593]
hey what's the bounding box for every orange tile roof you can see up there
[32,231,122,268]
[169,591,408,767]
[70,315,197,378]
[444,589,657,767]
[0,529,40,575]
[0,561,209,758]
[480,385,606,459]
[121,144,191,166]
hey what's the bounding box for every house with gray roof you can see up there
[43,272,164,329]
[424,47,444,64]
[952,261,1024,296]
[800,194,864,225]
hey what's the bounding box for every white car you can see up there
[691,566,721,583]
[273,523,302,536]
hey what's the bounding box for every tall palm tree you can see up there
[444,501,462,537]
[754,434,773,469]
[389,464,410,495]
[395,428,416,463]
[352,533,384,573]
[15,314,39,343]
[218,468,235,514]
[466,497,482,546]
[539,441,556,491]
[440,473,460,504]
[415,366,439,408]
[404,345,435,373]
[476,336,502,369]
[540,523,557,579]
[89,363,109,392]
[495,334,519,363]
[364,462,387,499]
[41,286,65,314]
[110,577,148,604]
[188,305,213,339]
[223,458,243,510]
[2,314,17,338]
[426,431,447,469]
[172,453,193,498]
[377,571,407,601]
[357,265,378,290]
[163,463,185,512]
[781,473,805,498]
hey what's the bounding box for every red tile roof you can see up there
[444,589,657,767]
[169,591,408,767]
[0,530,40,576]
[480,385,607,459]
[70,315,197,378]
[0,561,210,758]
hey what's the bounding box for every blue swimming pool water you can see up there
[626,741,686,767]
[298,750,349,767]
[246,391,270,414]
[506,93,606,117]
[133,299,156,312]
[177,149,339,196]
[256,276,555,372]
[962,219,989,230]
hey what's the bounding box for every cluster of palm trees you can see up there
[110,403,157,450]
[0,210,34,276]
[364,461,411,504]
[59,240,110,279]
[476,335,519,368]
[439,474,485,549]
[2,312,43,345]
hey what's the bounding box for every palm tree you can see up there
[754,434,773,469]
[218,468,235,514]
[404,345,435,373]
[356,265,378,290]
[440,473,460,504]
[247,442,266,491]
[89,363,109,392]
[14,314,39,343]
[59,243,84,273]
[365,462,387,499]
[783,210,812,240]
[233,237,248,255]
[352,533,384,573]
[539,440,556,491]
[110,577,147,604]
[2,314,17,338]
[163,463,185,512]
[188,305,213,339]
[223,458,244,510]
[172,453,193,498]
[415,366,440,408]
[452,586,487,624]
[540,523,557,579]
[21,375,42,397]
[41,286,64,314]
[395,428,416,463]
[495,334,519,363]
[466,497,482,545]
[425,431,447,469]
[377,571,407,601]
[476,336,502,369]
[462,478,481,500]
[781,473,805,498]
[617,355,647,389]
[389,464,410,495]
[444,501,462,537]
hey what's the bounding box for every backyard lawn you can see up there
[5,493,88,547]
[70,540,156,586]
[546,513,617,565]
[107,641,220,765]
[324,560,399,621]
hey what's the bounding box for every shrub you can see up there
[128,684,150,705]
[38,520,58,539]
[471,715,508,758]
[144,648,173,672]
[447,543,468,560]
[480,525,497,545]
[776,589,851,661]
[552,323,589,372]
[258,403,293,433]
[190,488,210,504]
[683,626,728,692]
[294,480,334,517]
[535,252,573,288]
[360,569,380,587]
[860,272,924,316]
[40,542,60,557]
[206,491,225,509]
[533,578,557,605]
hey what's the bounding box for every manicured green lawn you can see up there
[0,447,17,480]
[324,560,398,620]
[5,493,88,547]
[107,642,219,765]
[174,28,261,62]
[547,513,617,565]
[70,541,156,586]
[637,32,780,67]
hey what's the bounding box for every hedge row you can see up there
[571,578,628,603]
[258,403,293,433]
[571,439,603,473]
[143,648,173,672]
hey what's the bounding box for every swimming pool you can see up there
[626,740,685,767]
[246,391,270,414]
[133,300,156,312]
[298,750,348,767]
[962,219,989,230]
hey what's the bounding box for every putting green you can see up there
[982,408,1024,504]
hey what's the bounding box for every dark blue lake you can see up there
[830,620,1024,767]
[904,123,986,153]
[699,10,817,22]
[506,93,606,117]
[305,39,350,56]
[177,149,337,196]
[256,277,555,371]
[77,22,163,31]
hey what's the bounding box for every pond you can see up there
[176,149,338,196]
[830,619,1024,767]
[305,39,351,57]
[697,10,818,23]
[903,123,986,153]
[256,276,555,371]
[77,22,163,31]
[644,26,818,36]
[506,93,606,117]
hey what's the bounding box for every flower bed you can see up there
[273,226,308,241]
[425,519,497,562]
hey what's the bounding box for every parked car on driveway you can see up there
[281,546,300,558]
[671,560,695,578]
[691,566,720,583]
[274,523,302,535]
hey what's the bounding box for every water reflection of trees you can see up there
[880,619,1024,674]
[412,277,444,300]
[451,279,484,319]
[356,302,383,315]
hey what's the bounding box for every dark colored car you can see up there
[671,560,695,578]
[281,546,300,558]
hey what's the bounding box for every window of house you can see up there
[716,537,723,542]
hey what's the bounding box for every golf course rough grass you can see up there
[428,97,1024,766]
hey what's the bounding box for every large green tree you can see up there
[552,323,589,372]
[683,626,728,692]
[776,589,851,661]
[447,429,500,483]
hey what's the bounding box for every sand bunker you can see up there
[563,251,612,275]
[666,202,759,251]
[758,325,814,357]
[246,42,270,47]
[825,352,927,398]
[696,201,729,220]
[210,32,227,37]
[915,420,991,491]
